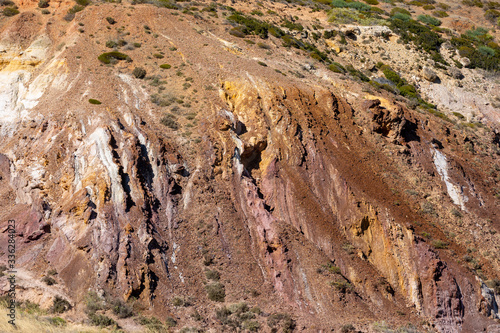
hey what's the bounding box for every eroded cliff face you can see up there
[0,4,500,332]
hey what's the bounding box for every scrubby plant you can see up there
[433,10,448,17]
[153,53,165,59]
[205,269,220,281]
[281,19,304,31]
[267,313,295,333]
[38,0,49,8]
[85,291,105,314]
[341,324,356,333]
[328,62,346,73]
[390,7,411,17]
[51,296,71,314]
[48,317,66,326]
[132,67,147,79]
[105,40,117,48]
[2,6,19,16]
[161,114,179,130]
[205,282,225,302]
[330,280,354,293]
[160,63,172,69]
[42,275,57,285]
[97,51,130,64]
[417,14,441,26]
[106,16,116,24]
[257,42,270,49]
[346,64,370,82]
[432,240,449,249]
[89,313,116,327]
[331,0,371,11]
[88,99,102,105]
[111,299,133,318]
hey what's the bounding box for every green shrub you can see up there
[111,299,133,318]
[51,296,71,314]
[346,65,369,82]
[229,27,246,38]
[432,240,449,249]
[38,0,49,8]
[153,53,164,59]
[417,14,441,26]
[243,320,260,331]
[105,40,117,48]
[42,276,57,285]
[391,12,411,20]
[341,324,356,333]
[132,67,146,79]
[257,42,270,49]
[106,17,116,24]
[97,51,130,64]
[330,281,354,293]
[281,19,304,31]
[399,84,418,98]
[364,0,379,4]
[172,296,188,307]
[267,313,295,333]
[133,42,141,48]
[68,4,84,14]
[390,18,444,61]
[331,0,372,11]
[205,282,225,302]
[257,61,267,67]
[89,313,116,327]
[161,114,179,130]
[88,99,102,105]
[85,291,105,314]
[478,45,496,56]
[227,12,277,38]
[433,10,448,17]
[485,9,500,23]
[390,7,411,17]
[160,63,171,69]
[76,0,90,6]
[41,9,50,14]
[329,63,346,73]
[3,6,19,16]
[48,317,66,326]
[205,269,220,281]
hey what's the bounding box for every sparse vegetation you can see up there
[38,0,49,8]
[132,67,147,79]
[2,6,19,16]
[97,51,131,64]
[161,114,179,130]
[267,313,295,333]
[205,282,225,302]
[111,299,133,318]
[88,313,116,327]
[42,275,57,285]
[50,296,71,314]
[88,99,102,105]
[205,269,220,281]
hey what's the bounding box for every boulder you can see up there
[448,67,464,80]
[422,66,439,82]
[459,57,471,67]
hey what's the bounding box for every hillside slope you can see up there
[0,0,500,332]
